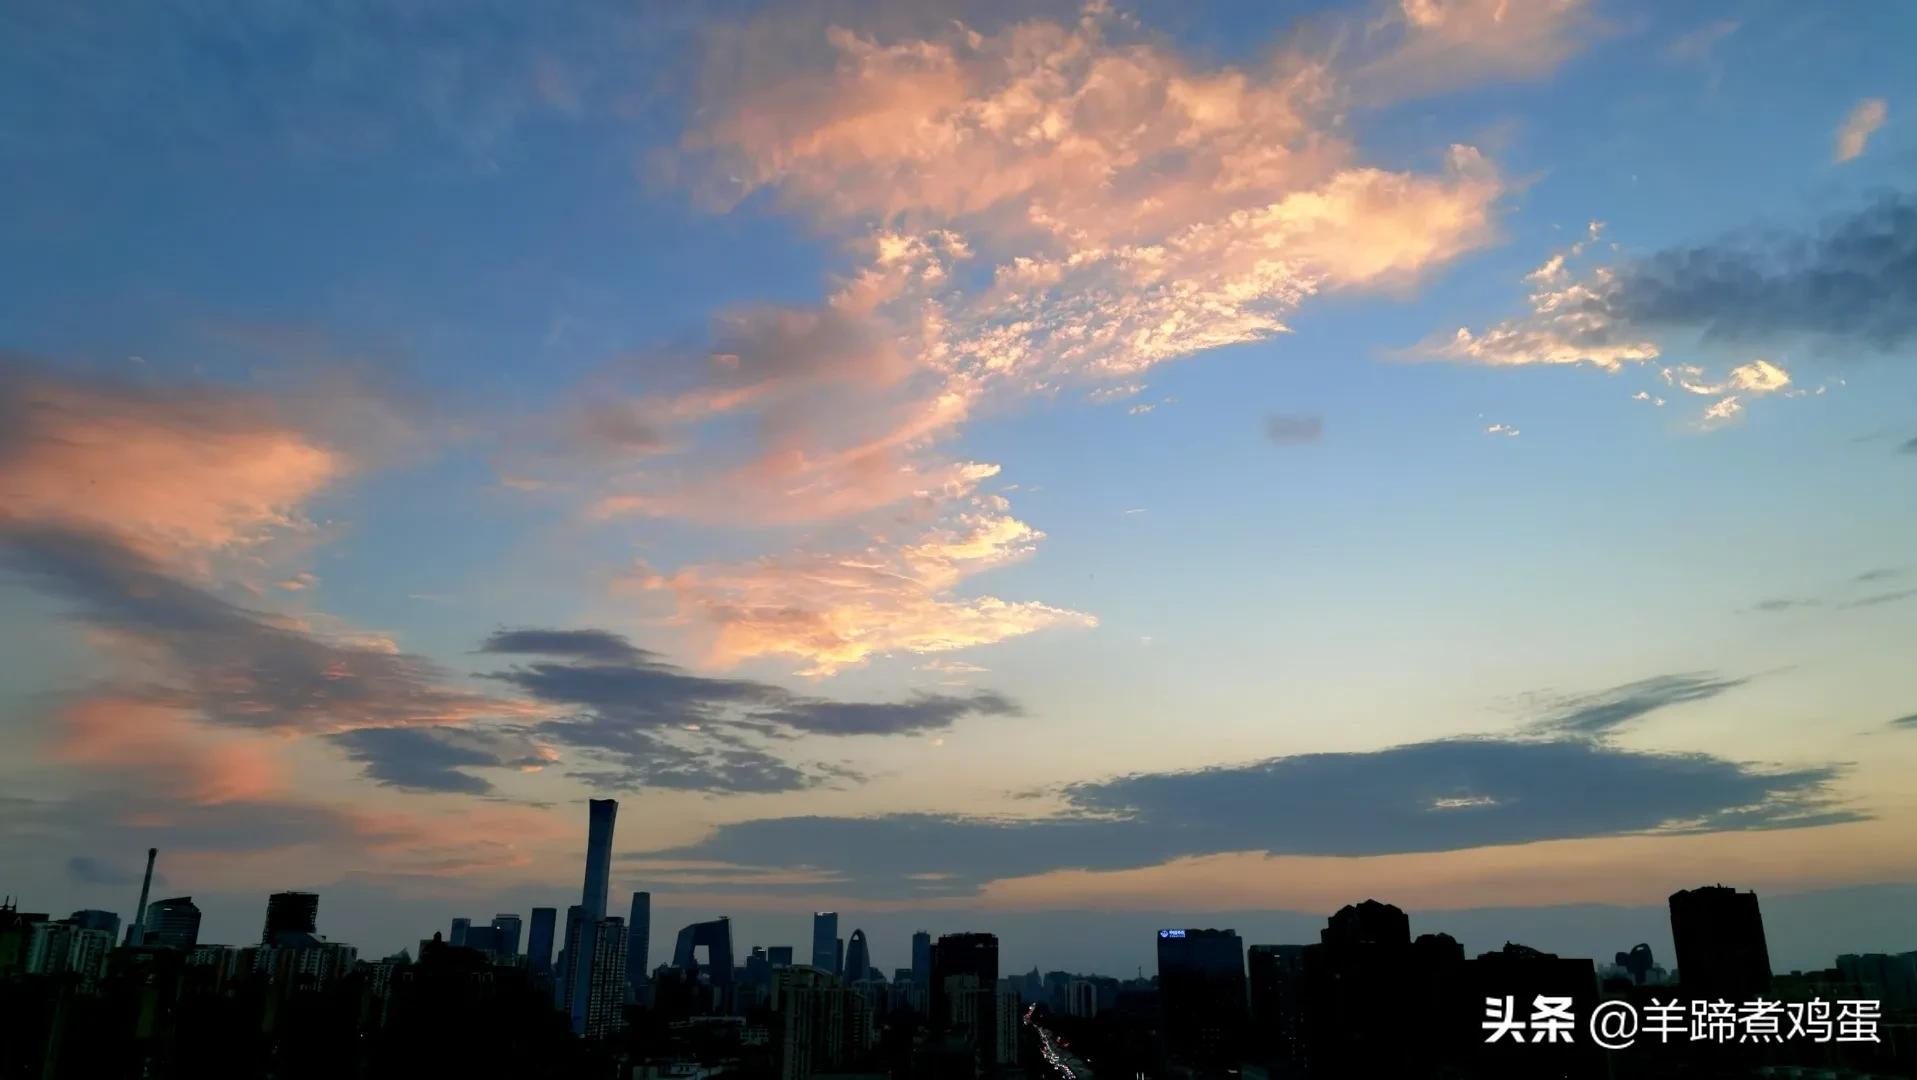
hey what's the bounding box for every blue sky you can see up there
[2,0,1914,967]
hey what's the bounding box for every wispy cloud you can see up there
[1834,98,1888,164]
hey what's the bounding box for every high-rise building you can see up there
[143,897,202,950]
[582,799,617,920]
[464,925,503,957]
[767,945,794,967]
[450,917,471,947]
[1157,928,1248,1070]
[584,916,629,1038]
[1247,944,1308,1065]
[931,932,1000,1069]
[1066,978,1098,1018]
[774,965,849,1080]
[812,911,839,974]
[626,891,651,994]
[528,907,557,975]
[1669,885,1772,999]
[568,799,620,1035]
[556,904,582,1006]
[671,916,737,1001]
[67,909,120,938]
[911,929,931,992]
[491,913,522,958]
[262,891,319,945]
[844,929,872,983]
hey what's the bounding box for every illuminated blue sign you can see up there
[1158,929,1186,938]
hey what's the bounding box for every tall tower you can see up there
[844,929,872,983]
[912,930,931,992]
[569,799,619,1035]
[582,799,617,920]
[126,847,157,946]
[626,891,651,995]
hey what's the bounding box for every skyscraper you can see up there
[67,909,120,938]
[491,913,522,958]
[1157,928,1248,1070]
[581,799,617,920]
[671,916,737,1000]
[911,929,931,992]
[844,929,872,983]
[811,911,838,975]
[931,932,1000,1069]
[569,799,620,1035]
[584,917,630,1038]
[626,891,651,994]
[1247,943,1308,1065]
[449,917,471,947]
[1670,884,1772,999]
[262,891,319,945]
[143,897,202,950]
[528,907,557,975]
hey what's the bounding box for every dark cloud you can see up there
[484,628,1019,794]
[1753,597,1820,613]
[0,525,515,733]
[480,627,648,663]
[66,855,162,887]
[1600,192,1917,351]
[1854,568,1902,582]
[1841,588,1917,610]
[328,726,552,795]
[1528,672,1748,738]
[1901,436,1917,454]
[1889,714,1917,730]
[665,737,1857,898]
[1263,413,1324,446]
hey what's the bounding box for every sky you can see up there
[2,0,1914,974]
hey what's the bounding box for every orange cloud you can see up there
[0,364,342,571]
[635,502,1096,676]
[53,696,287,805]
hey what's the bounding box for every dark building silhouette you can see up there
[450,917,471,947]
[626,891,650,994]
[492,913,523,957]
[262,890,319,945]
[812,911,839,975]
[1616,942,1656,985]
[567,798,619,1035]
[1157,928,1248,1071]
[1247,943,1308,1066]
[66,909,120,938]
[1302,899,1415,1075]
[1468,942,1602,1079]
[528,906,557,975]
[126,847,156,946]
[671,916,737,998]
[142,896,202,950]
[1669,884,1772,999]
[912,929,932,992]
[930,932,1000,1072]
[844,928,872,982]
[767,945,794,967]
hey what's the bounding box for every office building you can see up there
[528,907,557,975]
[1669,884,1772,999]
[584,916,629,1038]
[1066,978,1098,1018]
[1157,928,1248,1070]
[911,929,931,992]
[143,896,202,950]
[931,932,1000,1070]
[672,916,737,1009]
[67,909,120,938]
[774,965,849,1080]
[568,799,620,1035]
[1248,944,1308,1064]
[450,917,471,947]
[262,891,319,945]
[626,891,650,994]
[767,945,794,967]
[844,928,872,983]
[491,913,522,958]
[812,911,839,975]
